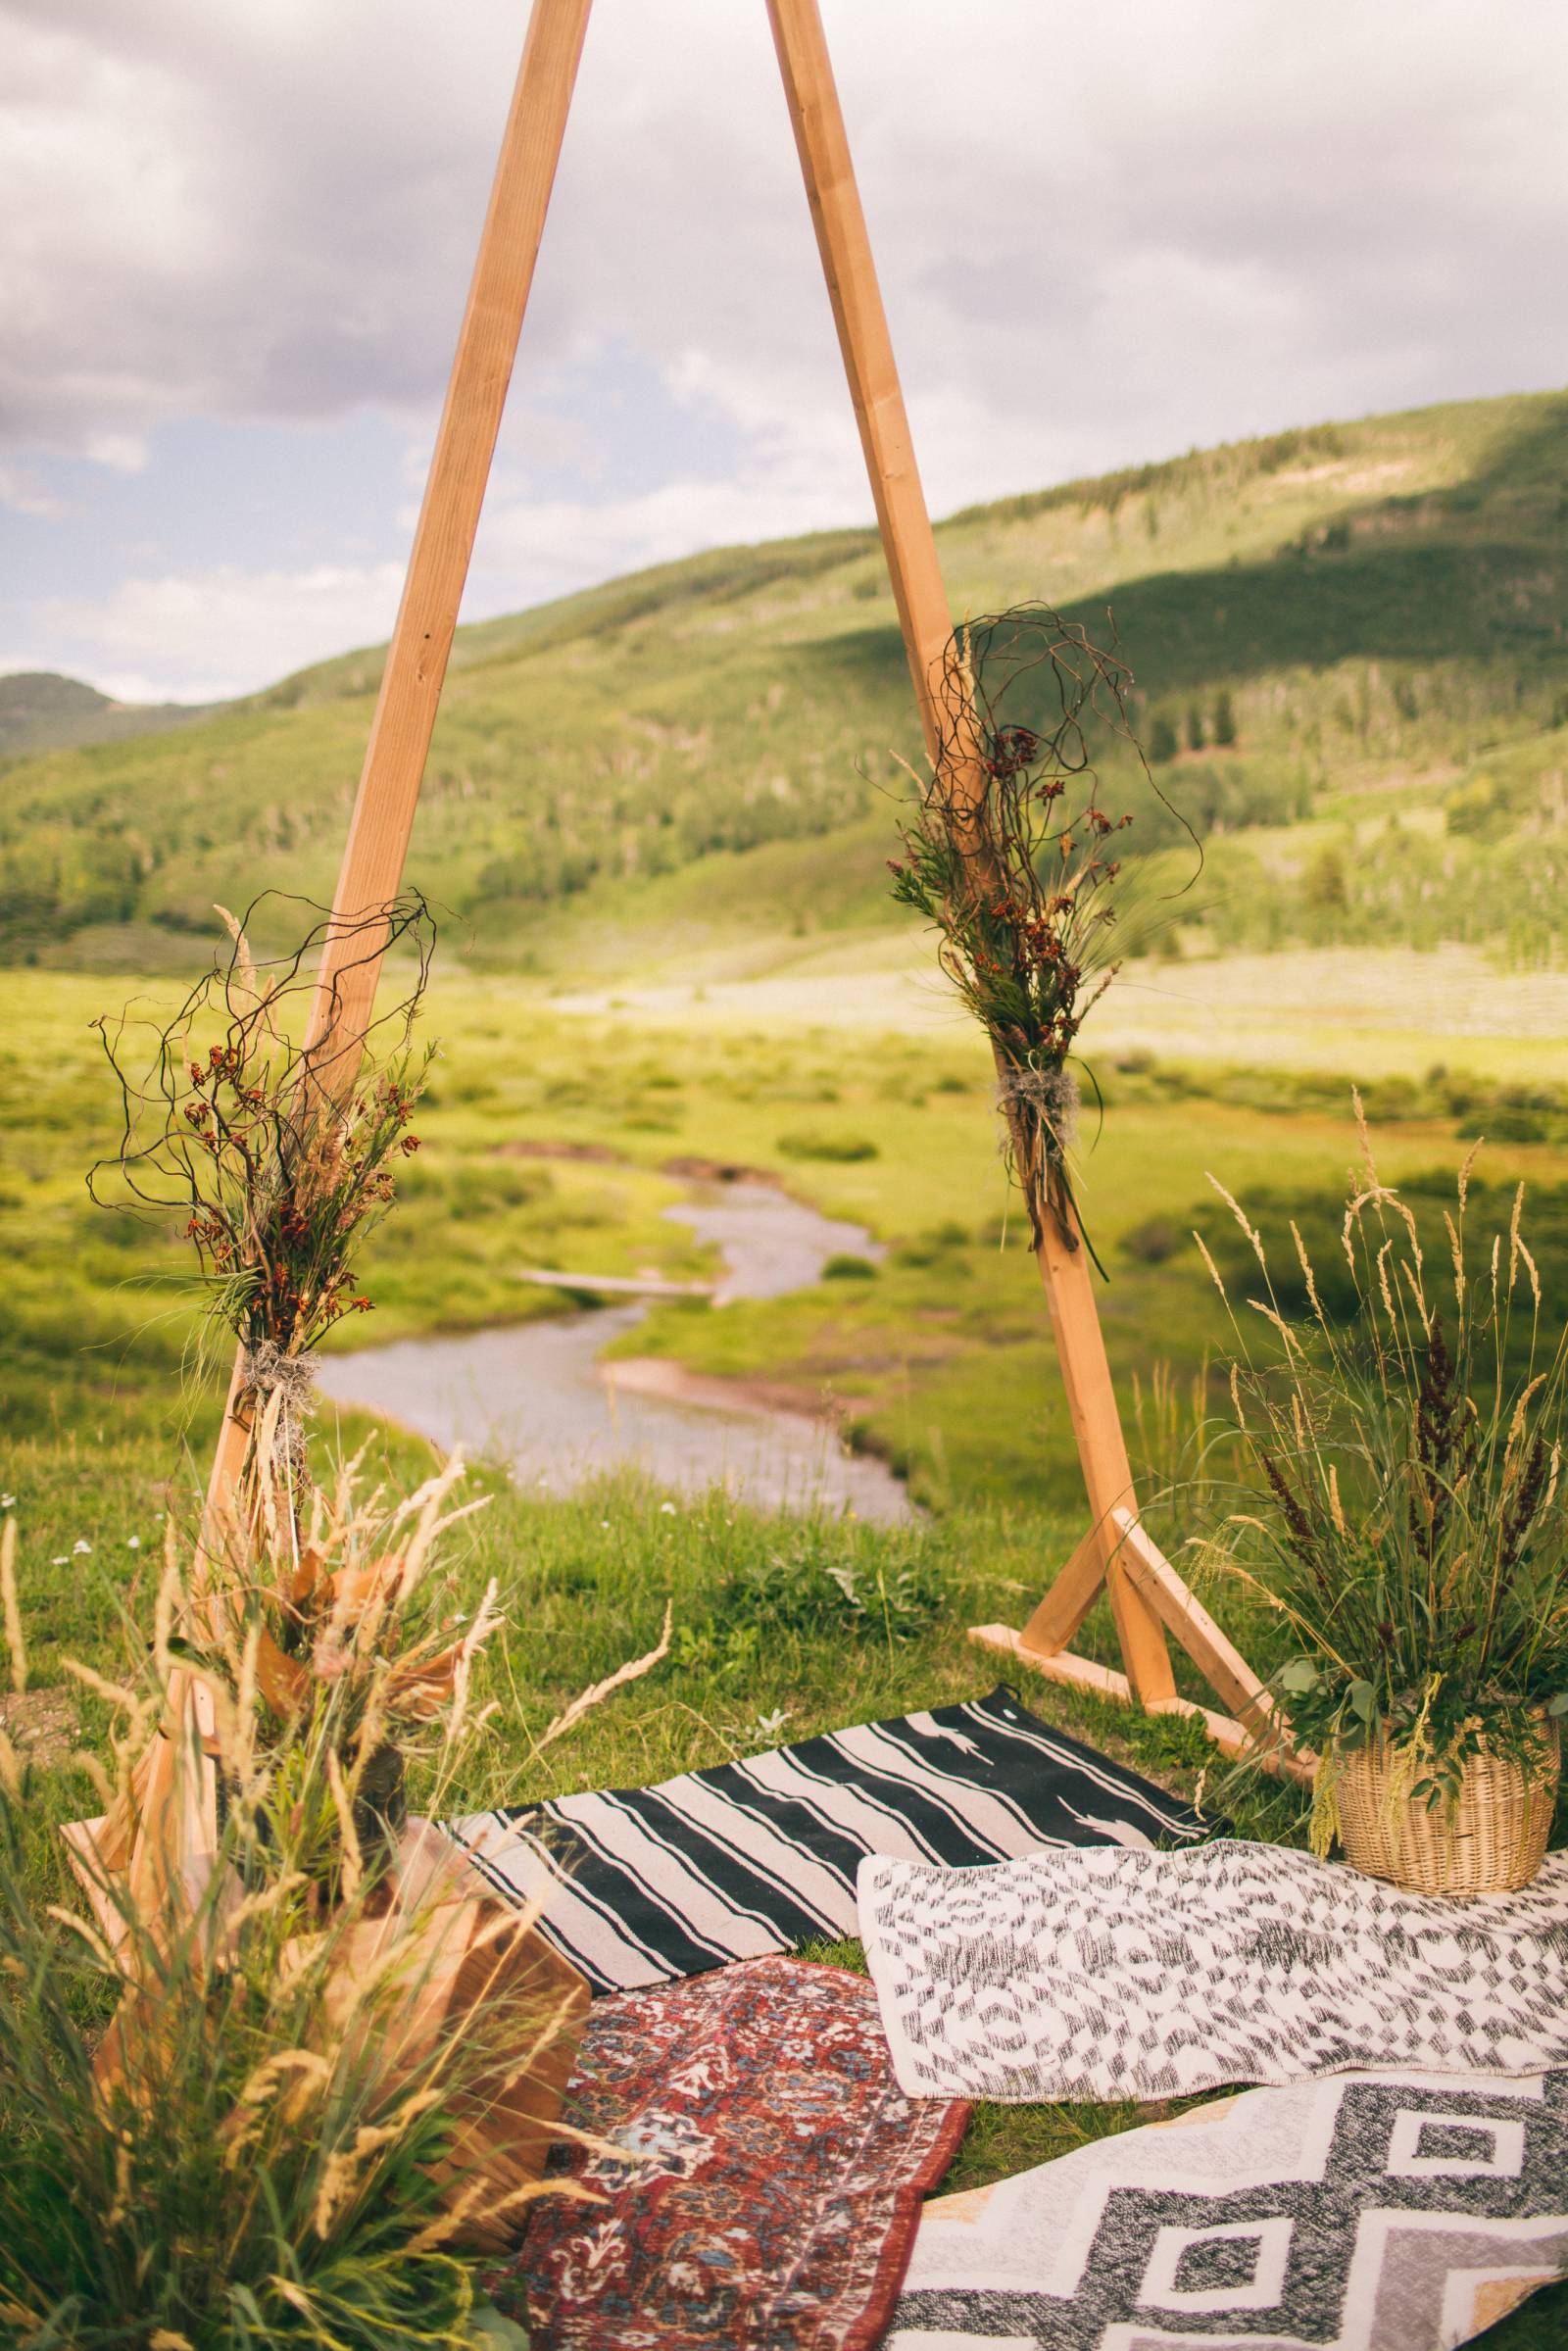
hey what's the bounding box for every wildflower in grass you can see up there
[73,1540,91,1555]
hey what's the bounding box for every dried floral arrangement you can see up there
[1202,1107,1568,1840]
[888,606,1192,1258]
[91,894,434,1497]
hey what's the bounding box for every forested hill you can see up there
[0,670,207,760]
[4,387,1566,976]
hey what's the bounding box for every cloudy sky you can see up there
[3,0,1565,704]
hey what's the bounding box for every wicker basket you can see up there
[1335,1716,1560,1896]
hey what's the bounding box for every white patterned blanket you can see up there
[884,2069,1568,2350]
[858,1841,1568,2102]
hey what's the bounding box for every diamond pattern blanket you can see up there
[449,1686,1218,1993]
[882,2069,1568,2350]
[485,1955,969,2351]
[858,1841,1568,2102]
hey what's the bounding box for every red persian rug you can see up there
[487,1955,969,2350]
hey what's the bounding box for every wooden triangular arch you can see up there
[103,0,1300,1917]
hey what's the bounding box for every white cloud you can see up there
[37,559,406,702]
[0,463,66,517]
[5,0,1568,694]
[7,0,1566,466]
[469,466,869,613]
[82,432,148,474]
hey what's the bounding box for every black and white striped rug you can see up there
[446,1685,1219,1993]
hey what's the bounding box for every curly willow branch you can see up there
[88,892,436,1391]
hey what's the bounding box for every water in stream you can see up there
[314,1183,914,1521]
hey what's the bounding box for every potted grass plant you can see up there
[1201,1108,1568,1893]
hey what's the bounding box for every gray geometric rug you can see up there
[858,1842,1568,2102]
[883,2068,1568,2350]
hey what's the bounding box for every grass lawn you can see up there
[5,936,1568,2345]
[5,1423,1564,2349]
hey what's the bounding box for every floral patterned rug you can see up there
[487,1955,969,2350]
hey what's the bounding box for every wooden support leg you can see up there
[765,0,1179,1702]
[109,0,598,1915]
[1109,1511,1272,1731]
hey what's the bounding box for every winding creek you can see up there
[314,1182,915,1522]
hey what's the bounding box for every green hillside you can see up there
[0,669,208,759]
[3,388,1566,976]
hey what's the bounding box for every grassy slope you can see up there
[5,1433,1563,2349]
[4,390,1568,977]
[0,670,210,759]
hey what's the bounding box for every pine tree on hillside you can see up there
[1149,712,1179,764]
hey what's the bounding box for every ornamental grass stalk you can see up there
[0,1463,587,2349]
[1199,1102,1568,1835]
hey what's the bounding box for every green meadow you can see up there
[9,959,1568,1512]
[5,385,1568,2346]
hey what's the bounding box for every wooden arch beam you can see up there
[199,0,597,1524]
[101,0,1289,1924]
[115,0,598,1915]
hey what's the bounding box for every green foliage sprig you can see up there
[1202,1104,1568,1815]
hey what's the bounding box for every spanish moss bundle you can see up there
[889,605,1193,1257]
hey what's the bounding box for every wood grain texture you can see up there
[1110,1509,1273,1726]
[1035,1206,1176,1699]
[135,0,599,1907]
[764,0,956,755]
[766,0,1174,1697]
[1019,1527,1104,1655]
[309,0,596,1075]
